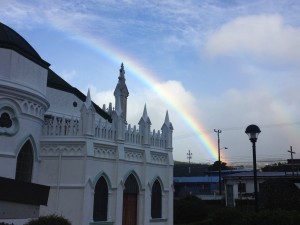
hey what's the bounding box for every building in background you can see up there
[224,171,300,207]
[0,22,174,225]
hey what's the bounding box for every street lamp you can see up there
[245,124,261,212]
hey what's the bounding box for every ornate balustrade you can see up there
[42,114,167,149]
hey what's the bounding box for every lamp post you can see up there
[245,124,261,212]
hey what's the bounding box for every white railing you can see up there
[42,114,167,149]
[94,120,115,140]
[42,115,80,136]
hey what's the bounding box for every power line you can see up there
[173,122,300,140]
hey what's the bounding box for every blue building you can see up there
[173,176,219,199]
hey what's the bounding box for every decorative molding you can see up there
[42,115,80,136]
[21,99,45,119]
[151,152,168,164]
[94,145,117,159]
[40,144,84,156]
[124,148,144,162]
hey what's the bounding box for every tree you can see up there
[208,161,231,171]
[260,178,300,210]
[261,162,300,172]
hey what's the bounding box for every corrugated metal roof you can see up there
[174,176,219,183]
[224,171,299,178]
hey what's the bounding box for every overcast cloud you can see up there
[1,0,300,163]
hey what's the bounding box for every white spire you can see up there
[164,110,170,124]
[114,63,129,121]
[85,89,92,107]
[138,103,151,126]
[162,110,173,130]
[143,104,148,119]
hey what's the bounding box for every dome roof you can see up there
[0,22,49,68]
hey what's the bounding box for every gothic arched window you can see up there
[151,179,162,218]
[15,140,33,182]
[93,176,108,221]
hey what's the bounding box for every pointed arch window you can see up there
[124,174,139,194]
[151,180,162,218]
[15,140,33,182]
[93,176,108,221]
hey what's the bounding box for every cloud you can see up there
[87,80,199,129]
[59,70,77,83]
[198,86,300,163]
[205,14,300,64]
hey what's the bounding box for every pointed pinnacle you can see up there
[165,110,170,123]
[86,88,92,106]
[143,104,148,119]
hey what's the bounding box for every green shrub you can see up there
[210,207,242,225]
[260,179,300,210]
[174,195,208,224]
[24,214,71,225]
[210,208,300,225]
[253,210,300,225]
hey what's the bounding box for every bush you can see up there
[0,223,14,225]
[253,210,300,225]
[260,179,300,210]
[210,207,243,225]
[210,208,300,225]
[174,195,208,224]
[24,214,71,225]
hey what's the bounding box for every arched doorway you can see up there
[122,174,139,225]
[15,140,33,182]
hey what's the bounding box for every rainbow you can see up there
[53,26,219,161]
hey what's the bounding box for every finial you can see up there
[86,88,92,106]
[164,110,170,123]
[119,62,125,79]
[143,104,148,119]
[162,110,173,130]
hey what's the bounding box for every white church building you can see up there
[0,22,174,225]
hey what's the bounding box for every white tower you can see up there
[114,63,129,123]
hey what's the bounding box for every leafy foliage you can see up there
[210,209,300,225]
[174,195,208,224]
[210,207,243,225]
[260,179,300,210]
[208,161,231,171]
[24,215,71,225]
[261,162,300,172]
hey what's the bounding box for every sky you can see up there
[1,0,300,165]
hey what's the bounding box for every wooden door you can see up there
[122,193,137,225]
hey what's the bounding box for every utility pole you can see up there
[187,150,192,175]
[288,146,295,175]
[214,129,222,195]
